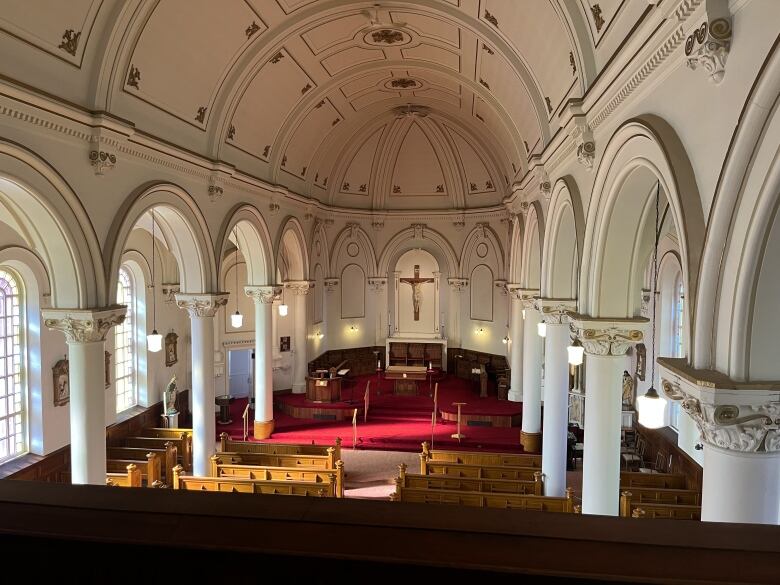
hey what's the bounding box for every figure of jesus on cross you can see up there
[400,265,434,321]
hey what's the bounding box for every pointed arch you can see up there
[541,177,585,299]
[217,204,274,286]
[275,216,310,281]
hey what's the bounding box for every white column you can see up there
[43,307,126,485]
[521,302,543,452]
[176,293,228,477]
[507,290,524,402]
[572,318,645,516]
[538,301,576,497]
[286,281,313,394]
[245,286,280,439]
[702,447,780,524]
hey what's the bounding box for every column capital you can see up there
[175,293,229,318]
[285,280,315,295]
[659,358,780,454]
[506,285,539,303]
[42,306,126,343]
[244,285,282,304]
[447,277,469,292]
[569,314,646,356]
[534,298,577,324]
[367,277,387,292]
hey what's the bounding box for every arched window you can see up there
[0,268,26,463]
[673,277,685,358]
[115,267,136,412]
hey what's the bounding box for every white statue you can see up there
[164,375,178,414]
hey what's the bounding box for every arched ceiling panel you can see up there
[341,127,384,198]
[391,120,448,197]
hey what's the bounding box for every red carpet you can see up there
[216,374,525,453]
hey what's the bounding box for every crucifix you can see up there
[400,265,434,321]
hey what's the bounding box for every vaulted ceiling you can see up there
[0,0,634,210]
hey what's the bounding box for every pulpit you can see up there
[215,395,234,425]
[306,376,343,402]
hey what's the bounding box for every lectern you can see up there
[306,376,343,402]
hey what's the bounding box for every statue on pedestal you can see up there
[622,370,634,409]
[164,375,178,414]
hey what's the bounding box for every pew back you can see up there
[106,463,141,488]
[124,437,190,470]
[421,443,541,468]
[620,472,687,490]
[210,457,344,497]
[106,443,177,484]
[400,464,542,495]
[140,428,192,471]
[422,460,539,481]
[620,487,701,506]
[622,498,702,520]
[172,466,334,497]
[219,433,341,465]
[106,452,161,486]
[216,451,334,470]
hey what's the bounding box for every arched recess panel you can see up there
[749,206,780,380]
[313,264,324,324]
[340,264,365,319]
[470,264,494,321]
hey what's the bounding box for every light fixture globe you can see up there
[567,343,584,366]
[537,321,547,338]
[637,386,666,429]
[230,310,243,329]
[147,329,163,353]
[278,303,288,317]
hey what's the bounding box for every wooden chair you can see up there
[621,435,645,470]
[389,343,408,366]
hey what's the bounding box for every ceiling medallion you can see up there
[363,28,412,47]
[393,104,430,118]
[385,77,421,90]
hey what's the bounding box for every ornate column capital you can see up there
[659,358,780,454]
[534,298,577,324]
[244,285,282,304]
[42,306,127,343]
[683,1,732,85]
[175,293,229,318]
[447,277,469,292]
[367,277,387,292]
[285,280,315,295]
[569,315,646,356]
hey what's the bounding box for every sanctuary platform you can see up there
[218,374,524,453]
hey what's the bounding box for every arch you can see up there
[330,224,378,277]
[507,213,525,284]
[579,118,704,323]
[695,39,780,378]
[0,140,103,308]
[520,203,543,289]
[541,177,585,299]
[657,248,685,359]
[378,225,458,277]
[275,216,310,281]
[470,263,494,322]
[106,182,217,301]
[217,204,274,286]
[459,224,505,281]
[340,263,366,319]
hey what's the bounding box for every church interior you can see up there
[2,0,780,581]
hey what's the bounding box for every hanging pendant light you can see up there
[278,286,288,317]
[230,226,243,329]
[637,182,666,429]
[537,320,547,338]
[567,339,584,366]
[147,209,163,352]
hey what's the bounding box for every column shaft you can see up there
[254,299,274,438]
[520,308,543,452]
[292,292,307,393]
[541,323,570,497]
[702,446,780,524]
[581,354,623,515]
[508,296,524,402]
[190,314,216,476]
[68,340,108,484]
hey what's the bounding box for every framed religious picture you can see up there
[280,336,291,352]
[635,343,647,381]
[165,332,178,367]
[53,358,69,406]
[105,351,111,389]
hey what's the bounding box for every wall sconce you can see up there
[537,321,547,338]
[317,330,324,339]
[349,325,358,332]
[278,303,288,317]
[475,327,485,335]
[502,335,509,344]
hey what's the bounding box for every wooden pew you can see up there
[220,433,341,465]
[392,479,576,513]
[172,466,334,497]
[620,492,701,519]
[106,463,141,488]
[139,428,192,471]
[399,464,542,496]
[106,443,178,485]
[210,456,344,498]
[216,450,336,470]
[106,451,161,486]
[421,442,541,469]
[123,436,190,471]
[619,486,701,506]
[620,472,687,490]
[421,459,540,482]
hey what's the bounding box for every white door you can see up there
[228,349,252,397]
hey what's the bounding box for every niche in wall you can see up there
[341,263,365,319]
[470,264,494,321]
